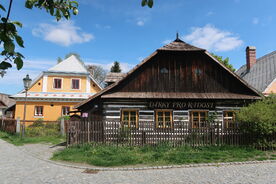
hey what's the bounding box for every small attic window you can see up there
[194,68,202,76]
[160,67,169,74]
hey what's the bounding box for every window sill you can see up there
[34,116,44,118]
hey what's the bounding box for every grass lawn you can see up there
[52,144,276,167]
[0,131,65,146]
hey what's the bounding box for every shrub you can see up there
[236,95,276,148]
[26,123,60,137]
[57,116,70,121]
[31,118,44,127]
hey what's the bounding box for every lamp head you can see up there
[23,74,32,90]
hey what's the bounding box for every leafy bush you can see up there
[26,123,60,137]
[57,116,70,121]
[31,118,44,127]
[236,95,276,148]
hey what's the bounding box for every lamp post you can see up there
[22,74,32,138]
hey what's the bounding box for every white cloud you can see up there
[137,20,145,26]
[183,24,243,52]
[252,17,259,25]
[32,20,94,46]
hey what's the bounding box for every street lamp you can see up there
[22,74,32,138]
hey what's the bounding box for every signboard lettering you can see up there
[149,101,214,109]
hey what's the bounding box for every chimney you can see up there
[246,46,256,70]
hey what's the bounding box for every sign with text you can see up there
[149,101,214,109]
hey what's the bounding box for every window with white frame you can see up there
[34,106,43,116]
[53,78,62,89]
[71,79,80,89]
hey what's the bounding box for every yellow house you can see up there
[12,55,102,123]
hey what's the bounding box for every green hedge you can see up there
[237,95,276,149]
[26,122,60,137]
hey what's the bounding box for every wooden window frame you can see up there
[53,78,62,89]
[223,111,236,129]
[34,106,44,117]
[71,78,81,90]
[190,110,208,129]
[155,109,173,129]
[121,109,139,129]
[61,106,70,116]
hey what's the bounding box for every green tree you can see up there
[110,61,122,73]
[57,57,63,64]
[0,0,79,71]
[0,0,152,72]
[210,53,236,72]
[237,95,276,148]
[141,0,154,8]
[65,52,82,61]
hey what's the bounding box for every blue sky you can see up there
[0,0,275,95]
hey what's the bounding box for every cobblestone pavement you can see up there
[0,139,276,184]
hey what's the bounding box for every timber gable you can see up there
[76,39,262,110]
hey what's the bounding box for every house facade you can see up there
[12,55,102,123]
[0,93,15,118]
[75,38,262,130]
[236,47,276,95]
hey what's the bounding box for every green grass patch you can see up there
[0,131,65,146]
[52,143,275,167]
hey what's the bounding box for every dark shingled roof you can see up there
[236,51,276,92]
[158,38,205,51]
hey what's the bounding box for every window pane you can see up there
[193,121,199,128]
[130,116,136,121]
[35,106,43,116]
[165,116,170,122]
[54,79,61,88]
[165,122,171,128]
[130,121,136,128]
[62,106,70,116]
[158,116,163,121]
[72,79,80,89]
[158,122,163,128]
[123,115,129,121]
[156,111,172,128]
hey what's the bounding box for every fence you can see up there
[0,119,68,136]
[0,118,17,133]
[67,120,276,150]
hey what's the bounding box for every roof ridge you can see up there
[257,50,276,62]
[158,39,205,51]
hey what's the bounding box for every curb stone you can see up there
[18,145,276,172]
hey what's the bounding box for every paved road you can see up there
[0,139,275,184]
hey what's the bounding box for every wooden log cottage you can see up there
[74,37,262,142]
